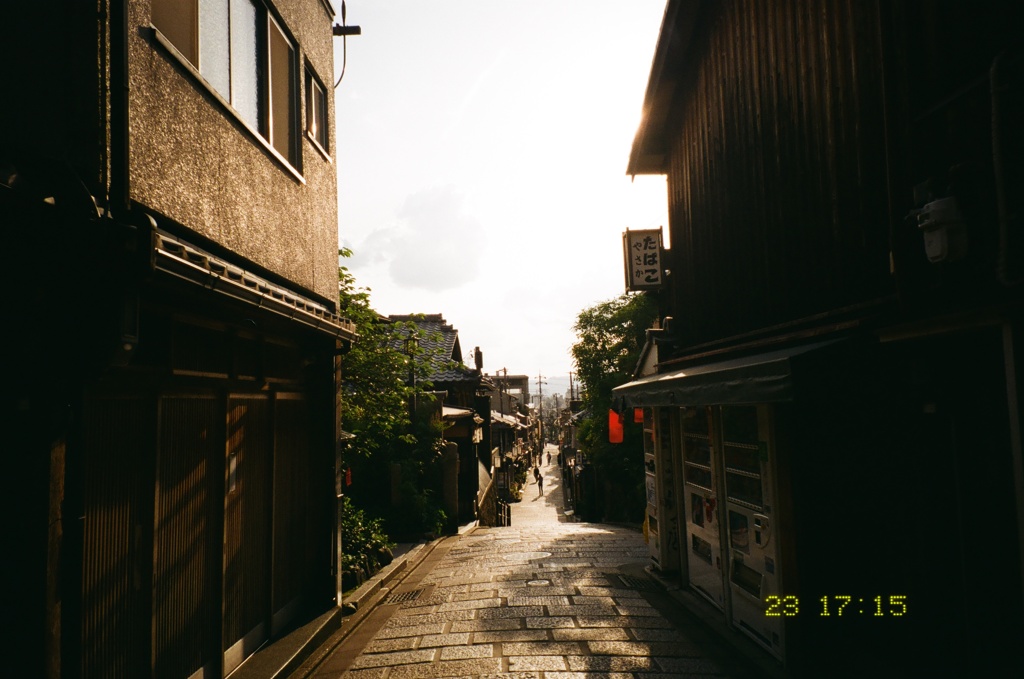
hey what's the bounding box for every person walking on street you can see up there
[537,470,544,495]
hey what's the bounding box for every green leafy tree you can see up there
[338,248,450,539]
[571,292,658,521]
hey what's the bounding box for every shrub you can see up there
[340,496,394,589]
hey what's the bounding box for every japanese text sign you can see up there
[623,228,664,291]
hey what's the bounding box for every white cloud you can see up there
[349,186,486,292]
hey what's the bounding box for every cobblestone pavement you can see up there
[308,448,758,678]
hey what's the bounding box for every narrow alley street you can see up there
[300,445,766,678]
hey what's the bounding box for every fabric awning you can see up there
[613,340,841,407]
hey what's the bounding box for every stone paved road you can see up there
[308,448,760,678]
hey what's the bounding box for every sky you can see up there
[332,1,669,395]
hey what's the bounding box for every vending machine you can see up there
[720,405,783,659]
[680,406,725,608]
[679,404,784,660]
[643,408,660,565]
[646,408,682,573]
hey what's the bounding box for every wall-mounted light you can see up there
[333,1,361,87]
[333,0,361,36]
[917,196,968,263]
[333,24,361,36]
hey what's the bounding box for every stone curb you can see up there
[290,523,479,678]
[343,542,422,612]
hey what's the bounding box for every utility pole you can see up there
[553,393,561,447]
[499,367,508,414]
[494,367,506,414]
[536,373,546,455]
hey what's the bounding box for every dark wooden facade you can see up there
[631,0,1021,352]
[3,1,354,677]
[621,1,1023,675]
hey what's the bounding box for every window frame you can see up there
[151,0,304,181]
[266,13,299,168]
[304,65,330,158]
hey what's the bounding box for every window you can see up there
[305,69,328,153]
[153,0,299,168]
[267,17,297,162]
[198,0,260,130]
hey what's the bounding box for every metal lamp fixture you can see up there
[333,0,361,36]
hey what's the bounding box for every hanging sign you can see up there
[623,227,664,291]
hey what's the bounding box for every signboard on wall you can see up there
[623,228,664,291]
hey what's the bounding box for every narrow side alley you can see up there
[301,446,765,678]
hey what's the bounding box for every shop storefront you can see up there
[617,344,829,662]
[616,328,1024,675]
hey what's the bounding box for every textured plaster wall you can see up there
[127,0,339,304]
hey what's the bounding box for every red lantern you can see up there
[608,409,624,443]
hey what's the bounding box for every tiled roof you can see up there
[387,314,478,383]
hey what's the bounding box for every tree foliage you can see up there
[338,248,450,538]
[571,292,658,521]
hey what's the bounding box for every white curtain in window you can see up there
[230,0,260,129]
[199,0,230,98]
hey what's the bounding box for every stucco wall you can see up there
[127,0,338,304]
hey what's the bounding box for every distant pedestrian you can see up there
[538,471,544,495]
[533,466,540,483]
[546,451,551,465]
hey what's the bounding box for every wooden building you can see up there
[3,1,356,677]
[615,1,1023,675]
[388,315,488,527]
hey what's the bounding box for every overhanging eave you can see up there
[613,340,841,407]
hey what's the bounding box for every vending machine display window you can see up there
[691,492,705,527]
[729,510,750,553]
[682,404,711,435]
[722,406,765,509]
[687,437,712,465]
[724,444,760,473]
[722,404,759,444]
[726,471,764,508]
[686,464,714,491]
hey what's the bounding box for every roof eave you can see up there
[626,0,704,178]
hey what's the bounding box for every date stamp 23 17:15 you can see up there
[765,595,907,617]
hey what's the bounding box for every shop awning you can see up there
[613,340,841,407]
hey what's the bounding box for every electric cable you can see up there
[334,0,350,88]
